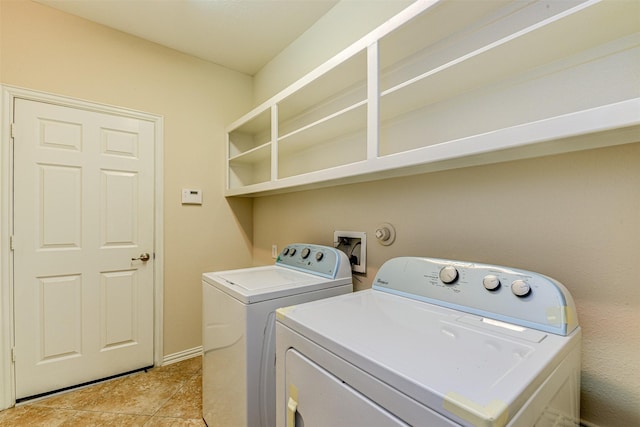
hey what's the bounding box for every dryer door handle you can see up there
[287,396,298,427]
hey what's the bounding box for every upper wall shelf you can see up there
[225,0,640,197]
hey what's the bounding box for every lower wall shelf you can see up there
[225,99,640,197]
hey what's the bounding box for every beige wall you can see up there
[0,0,254,356]
[253,143,640,426]
[251,2,640,427]
[3,0,638,425]
[253,0,411,106]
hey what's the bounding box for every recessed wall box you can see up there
[334,231,366,274]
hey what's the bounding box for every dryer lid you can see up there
[277,289,580,426]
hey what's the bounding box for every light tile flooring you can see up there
[0,356,205,426]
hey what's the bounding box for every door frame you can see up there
[0,85,164,410]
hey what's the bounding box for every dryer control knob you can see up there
[439,266,459,284]
[289,248,296,256]
[301,248,311,259]
[483,275,501,291]
[511,279,531,297]
[315,252,324,262]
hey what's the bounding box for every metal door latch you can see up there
[131,253,151,262]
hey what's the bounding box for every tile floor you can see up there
[0,356,205,426]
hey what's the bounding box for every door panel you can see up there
[39,274,82,361]
[39,164,82,248]
[13,98,155,399]
[101,270,139,349]
[102,170,137,245]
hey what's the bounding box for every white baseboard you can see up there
[161,346,203,366]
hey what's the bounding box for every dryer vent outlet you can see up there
[334,231,366,274]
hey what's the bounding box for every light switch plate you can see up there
[182,188,202,204]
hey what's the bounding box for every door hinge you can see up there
[11,123,16,139]
[11,347,16,363]
[9,235,14,251]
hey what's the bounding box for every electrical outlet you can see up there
[334,231,366,273]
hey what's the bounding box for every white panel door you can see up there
[12,98,155,399]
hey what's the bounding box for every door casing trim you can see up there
[0,84,164,410]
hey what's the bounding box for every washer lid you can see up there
[276,289,580,426]
[203,266,350,304]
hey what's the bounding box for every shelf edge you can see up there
[225,99,640,197]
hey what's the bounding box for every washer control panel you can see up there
[276,243,351,279]
[373,257,578,336]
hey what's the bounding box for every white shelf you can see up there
[279,102,367,151]
[228,108,271,156]
[225,0,640,196]
[278,106,367,179]
[229,142,271,163]
[278,49,367,128]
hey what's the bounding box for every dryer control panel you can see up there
[373,257,579,336]
[276,244,352,280]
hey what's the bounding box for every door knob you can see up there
[131,253,151,262]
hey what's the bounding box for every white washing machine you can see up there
[202,243,352,427]
[276,257,581,427]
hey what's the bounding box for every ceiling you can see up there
[35,0,339,75]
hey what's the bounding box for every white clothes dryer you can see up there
[276,257,581,427]
[202,243,352,427]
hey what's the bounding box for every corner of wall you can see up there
[252,0,411,105]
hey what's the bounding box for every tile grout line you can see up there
[143,367,203,424]
[1,359,205,425]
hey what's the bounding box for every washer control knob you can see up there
[289,248,296,257]
[301,248,311,259]
[439,266,459,284]
[282,247,290,256]
[511,279,531,297]
[483,275,501,291]
[315,252,324,262]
